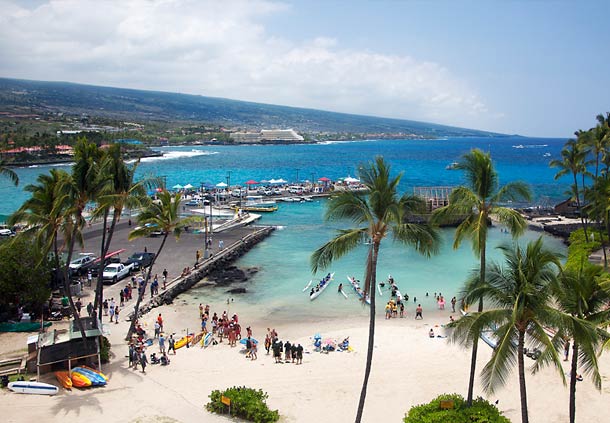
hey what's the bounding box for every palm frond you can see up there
[311,228,366,273]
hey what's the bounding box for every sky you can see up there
[0,0,608,137]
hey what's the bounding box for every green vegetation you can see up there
[206,386,279,423]
[311,156,439,423]
[431,148,531,406]
[100,336,111,363]
[404,394,510,423]
[0,236,52,318]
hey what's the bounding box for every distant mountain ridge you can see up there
[0,77,501,137]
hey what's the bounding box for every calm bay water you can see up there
[0,136,569,320]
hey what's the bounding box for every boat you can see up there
[70,371,92,388]
[302,280,313,292]
[8,381,59,395]
[81,365,109,382]
[445,161,459,170]
[73,367,106,386]
[232,195,278,212]
[347,275,370,305]
[309,272,335,300]
[231,204,278,212]
[55,371,73,389]
[377,282,383,296]
[174,334,194,350]
[339,288,348,299]
[302,196,313,202]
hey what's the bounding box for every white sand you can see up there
[1,295,609,423]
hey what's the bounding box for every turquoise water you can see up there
[0,136,569,319]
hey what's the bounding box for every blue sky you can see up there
[0,0,608,137]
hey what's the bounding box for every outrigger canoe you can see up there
[347,275,371,305]
[309,272,335,301]
[8,381,58,395]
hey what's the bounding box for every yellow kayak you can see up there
[55,371,72,389]
[174,334,193,350]
[70,371,92,388]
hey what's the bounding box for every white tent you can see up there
[183,183,194,189]
[276,178,288,183]
[172,184,183,189]
[344,176,360,183]
[216,182,228,187]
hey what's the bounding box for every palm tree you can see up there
[8,169,71,285]
[90,144,156,319]
[61,138,107,341]
[0,159,19,186]
[552,264,610,423]
[311,156,439,423]
[452,238,564,423]
[550,138,589,241]
[431,148,531,406]
[126,190,200,340]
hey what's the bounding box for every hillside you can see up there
[0,77,500,138]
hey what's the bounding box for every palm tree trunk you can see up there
[569,342,579,423]
[62,221,90,344]
[581,173,590,242]
[355,244,378,423]
[467,236,486,406]
[517,330,529,423]
[94,209,110,318]
[125,233,168,341]
[573,173,589,242]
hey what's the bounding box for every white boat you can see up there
[446,162,459,170]
[309,272,335,300]
[347,275,370,305]
[8,381,59,395]
[302,196,313,202]
[302,280,313,292]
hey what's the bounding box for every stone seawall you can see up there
[133,226,274,319]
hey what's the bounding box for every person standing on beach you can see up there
[157,313,164,332]
[103,299,108,316]
[140,349,148,373]
[168,335,176,354]
[159,333,166,354]
[296,344,303,365]
[114,306,120,323]
[264,334,271,354]
[196,249,201,266]
[451,296,457,312]
[415,304,423,319]
[284,341,291,362]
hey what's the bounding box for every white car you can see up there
[102,263,134,284]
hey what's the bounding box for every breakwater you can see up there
[133,225,275,319]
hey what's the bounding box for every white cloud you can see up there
[0,0,493,129]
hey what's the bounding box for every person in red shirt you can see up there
[157,313,163,331]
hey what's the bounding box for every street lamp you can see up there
[295,168,300,184]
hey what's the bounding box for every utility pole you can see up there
[296,168,300,184]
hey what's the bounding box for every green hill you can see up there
[0,77,500,137]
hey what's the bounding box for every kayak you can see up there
[309,272,335,301]
[174,334,193,350]
[81,365,109,382]
[8,381,58,395]
[70,371,92,388]
[55,371,73,389]
[73,367,106,386]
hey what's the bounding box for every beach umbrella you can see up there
[172,184,183,190]
[239,338,258,345]
[318,177,331,182]
[216,182,228,187]
[276,178,287,183]
[245,180,259,185]
[183,183,194,189]
[268,179,279,184]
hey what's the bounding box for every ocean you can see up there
[0,136,570,320]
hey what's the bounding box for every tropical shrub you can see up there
[206,386,279,423]
[404,393,511,423]
[565,228,602,271]
[100,336,111,363]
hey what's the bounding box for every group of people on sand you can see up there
[265,328,304,365]
[309,272,333,296]
[384,298,405,318]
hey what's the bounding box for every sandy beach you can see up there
[2,288,609,423]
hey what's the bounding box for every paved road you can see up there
[71,220,265,304]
